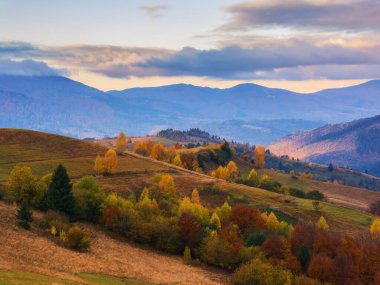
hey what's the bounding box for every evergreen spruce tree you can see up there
[47,164,77,221]
[16,200,33,230]
[298,244,311,273]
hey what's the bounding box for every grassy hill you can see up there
[1,128,379,283]
[0,128,377,237]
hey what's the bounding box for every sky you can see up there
[0,0,379,92]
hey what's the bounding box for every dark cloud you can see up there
[0,59,68,76]
[128,41,379,79]
[221,0,380,32]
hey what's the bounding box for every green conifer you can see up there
[47,164,77,221]
[16,200,33,230]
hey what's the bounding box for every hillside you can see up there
[1,128,379,283]
[2,75,380,144]
[0,202,227,285]
[269,115,380,177]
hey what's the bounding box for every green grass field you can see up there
[0,270,152,285]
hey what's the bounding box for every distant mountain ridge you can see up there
[268,115,380,176]
[1,75,380,145]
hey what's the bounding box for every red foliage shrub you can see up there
[290,222,316,256]
[101,205,119,229]
[307,254,336,283]
[262,235,291,260]
[229,204,264,233]
[178,213,201,249]
[219,226,243,254]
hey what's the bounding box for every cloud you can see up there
[221,0,380,32]
[130,40,380,79]
[0,59,67,76]
[140,4,168,17]
[1,40,379,81]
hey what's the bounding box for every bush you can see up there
[245,231,266,246]
[73,176,106,222]
[289,188,306,198]
[306,190,324,201]
[233,258,292,285]
[66,226,91,250]
[42,210,70,233]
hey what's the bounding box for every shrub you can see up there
[245,231,266,246]
[233,258,292,285]
[7,165,37,202]
[66,226,91,250]
[306,190,324,201]
[289,188,306,198]
[73,176,106,222]
[16,200,33,230]
[42,210,70,233]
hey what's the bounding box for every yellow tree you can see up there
[370,219,380,239]
[166,146,177,163]
[316,216,329,232]
[115,131,127,154]
[266,212,279,232]
[103,148,118,174]
[132,141,149,156]
[150,143,167,161]
[191,188,201,205]
[210,212,221,230]
[158,174,176,198]
[7,165,37,202]
[254,145,266,169]
[248,169,260,185]
[93,155,105,175]
[216,201,232,222]
[226,161,239,180]
[173,154,183,167]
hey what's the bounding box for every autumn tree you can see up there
[229,204,263,233]
[262,234,291,260]
[7,165,37,202]
[247,169,260,186]
[115,131,127,154]
[307,254,336,283]
[93,155,105,175]
[150,143,167,161]
[16,200,33,230]
[173,154,183,167]
[133,141,149,156]
[158,174,176,200]
[178,213,201,249]
[316,216,329,232]
[370,219,380,239]
[47,164,77,221]
[266,212,280,232]
[226,161,238,180]
[103,148,118,174]
[210,212,221,231]
[191,188,201,204]
[254,145,266,169]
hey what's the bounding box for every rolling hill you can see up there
[0,128,379,283]
[1,75,380,144]
[269,115,380,176]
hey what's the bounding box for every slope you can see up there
[269,115,380,176]
[0,129,376,238]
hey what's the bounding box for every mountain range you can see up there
[1,75,380,144]
[269,115,380,176]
